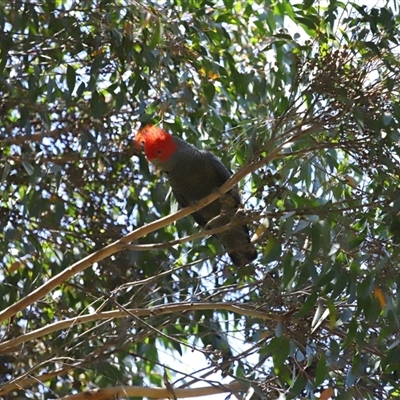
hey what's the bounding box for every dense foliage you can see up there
[1,0,400,398]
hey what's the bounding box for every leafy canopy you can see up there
[1,0,400,398]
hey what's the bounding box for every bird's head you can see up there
[134,125,178,168]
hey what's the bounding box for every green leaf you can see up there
[1,162,11,184]
[326,298,336,328]
[22,161,34,175]
[149,19,164,48]
[76,81,86,98]
[263,235,281,263]
[90,90,107,118]
[289,373,307,397]
[66,64,76,94]
[315,354,327,387]
[309,222,322,259]
[295,291,318,319]
[272,337,291,369]
[203,81,215,104]
[330,268,349,298]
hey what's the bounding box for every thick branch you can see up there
[59,380,244,400]
[0,301,288,353]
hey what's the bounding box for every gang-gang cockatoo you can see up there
[134,125,257,266]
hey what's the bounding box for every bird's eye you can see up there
[157,149,162,155]
[140,140,145,148]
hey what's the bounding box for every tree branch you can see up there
[0,366,73,396]
[59,380,244,400]
[0,301,288,353]
[123,222,239,250]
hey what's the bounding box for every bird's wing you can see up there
[201,150,241,205]
[201,150,232,182]
[171,187,209,227]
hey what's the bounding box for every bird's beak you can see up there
[133,133,145,151]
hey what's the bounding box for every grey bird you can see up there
[134,124,257,266]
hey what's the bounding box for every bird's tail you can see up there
[218,224,257,267]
